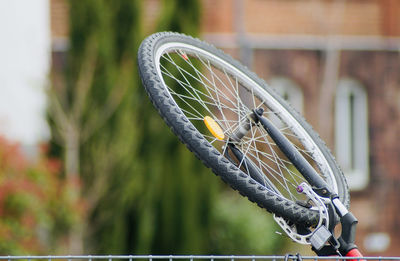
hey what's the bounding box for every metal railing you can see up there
[0,255,399,261]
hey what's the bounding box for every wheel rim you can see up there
[154,41,339,202]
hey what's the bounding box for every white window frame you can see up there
[335,78,369,191]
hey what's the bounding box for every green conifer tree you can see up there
[90,0,219,254]
[49,0,285,255]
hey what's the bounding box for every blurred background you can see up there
[0,0,399,256]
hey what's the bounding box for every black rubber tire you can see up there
[137,32,349,227]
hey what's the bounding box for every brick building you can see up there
[51,0,400,255]
[199,0,400,255]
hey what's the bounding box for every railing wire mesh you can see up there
[0,255,399,261]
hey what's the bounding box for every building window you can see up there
[335,78,369,190]
[269,77,304,113]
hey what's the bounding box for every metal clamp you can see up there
[284,253,303,261]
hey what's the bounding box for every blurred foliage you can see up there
[157,0,202,36]
[0,137,83,255]
[211,193,286,255]
[46,0,286,255]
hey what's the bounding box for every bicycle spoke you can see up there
[158,46,332,202]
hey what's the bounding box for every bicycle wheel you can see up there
[138,32,349,227]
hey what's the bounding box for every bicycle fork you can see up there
[226,108,364,258]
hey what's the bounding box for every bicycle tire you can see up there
[137,32,349,227]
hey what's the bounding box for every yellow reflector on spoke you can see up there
[204,116,225,140]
